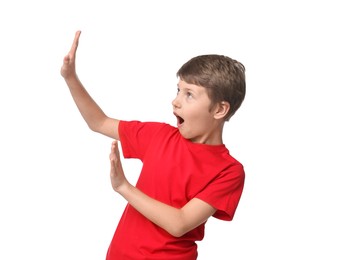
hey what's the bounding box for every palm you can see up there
[61,31,81,79]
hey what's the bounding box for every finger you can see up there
[69,30,81,56]
[110,152,117,174]
[110,141,119,161]
[113,141,120,158]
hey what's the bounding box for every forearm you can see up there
[116,183,186,237]
[65,75,107,132]
[109,141,215,237]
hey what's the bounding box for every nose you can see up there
[172,95,181,108]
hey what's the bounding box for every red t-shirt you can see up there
[106,121,244,260]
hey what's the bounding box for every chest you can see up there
[136,137,223,206]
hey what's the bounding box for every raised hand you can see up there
[109,141,129,192]
[61,31,81,80]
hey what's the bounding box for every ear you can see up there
[213,101,230,120]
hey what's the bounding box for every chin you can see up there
[178,129,194,141]
[177,128,188,138]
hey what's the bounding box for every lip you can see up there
[173,112,184,128]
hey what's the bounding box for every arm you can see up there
[61,31,119,139]
[109,141,217,237]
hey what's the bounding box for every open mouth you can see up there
[174,113,185,127]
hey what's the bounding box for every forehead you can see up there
[177,79,206,93]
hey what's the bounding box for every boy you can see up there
[61,31,246,259]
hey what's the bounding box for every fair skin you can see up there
[61,31,229,237]
[173,80,229,145]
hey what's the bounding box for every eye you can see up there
[176,88,180,95]
[187,92,193,98]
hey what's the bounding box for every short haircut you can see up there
[177,55,246,121]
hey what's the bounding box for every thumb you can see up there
[63,55,70,64]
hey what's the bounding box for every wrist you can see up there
[64,73,79,83]
[115,181,133,197]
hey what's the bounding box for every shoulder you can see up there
[118,120,178,150]
[119,120,175,132]
[118,121,182,160]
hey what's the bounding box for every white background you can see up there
[1,0,337,259]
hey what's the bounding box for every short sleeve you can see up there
[118,121,166,160]
[195,164,245,221]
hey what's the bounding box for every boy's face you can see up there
[172,79,222,144]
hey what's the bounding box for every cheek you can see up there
[185,101,213,123]
[190,110,212,124]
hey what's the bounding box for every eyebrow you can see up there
[177,83,195,92]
